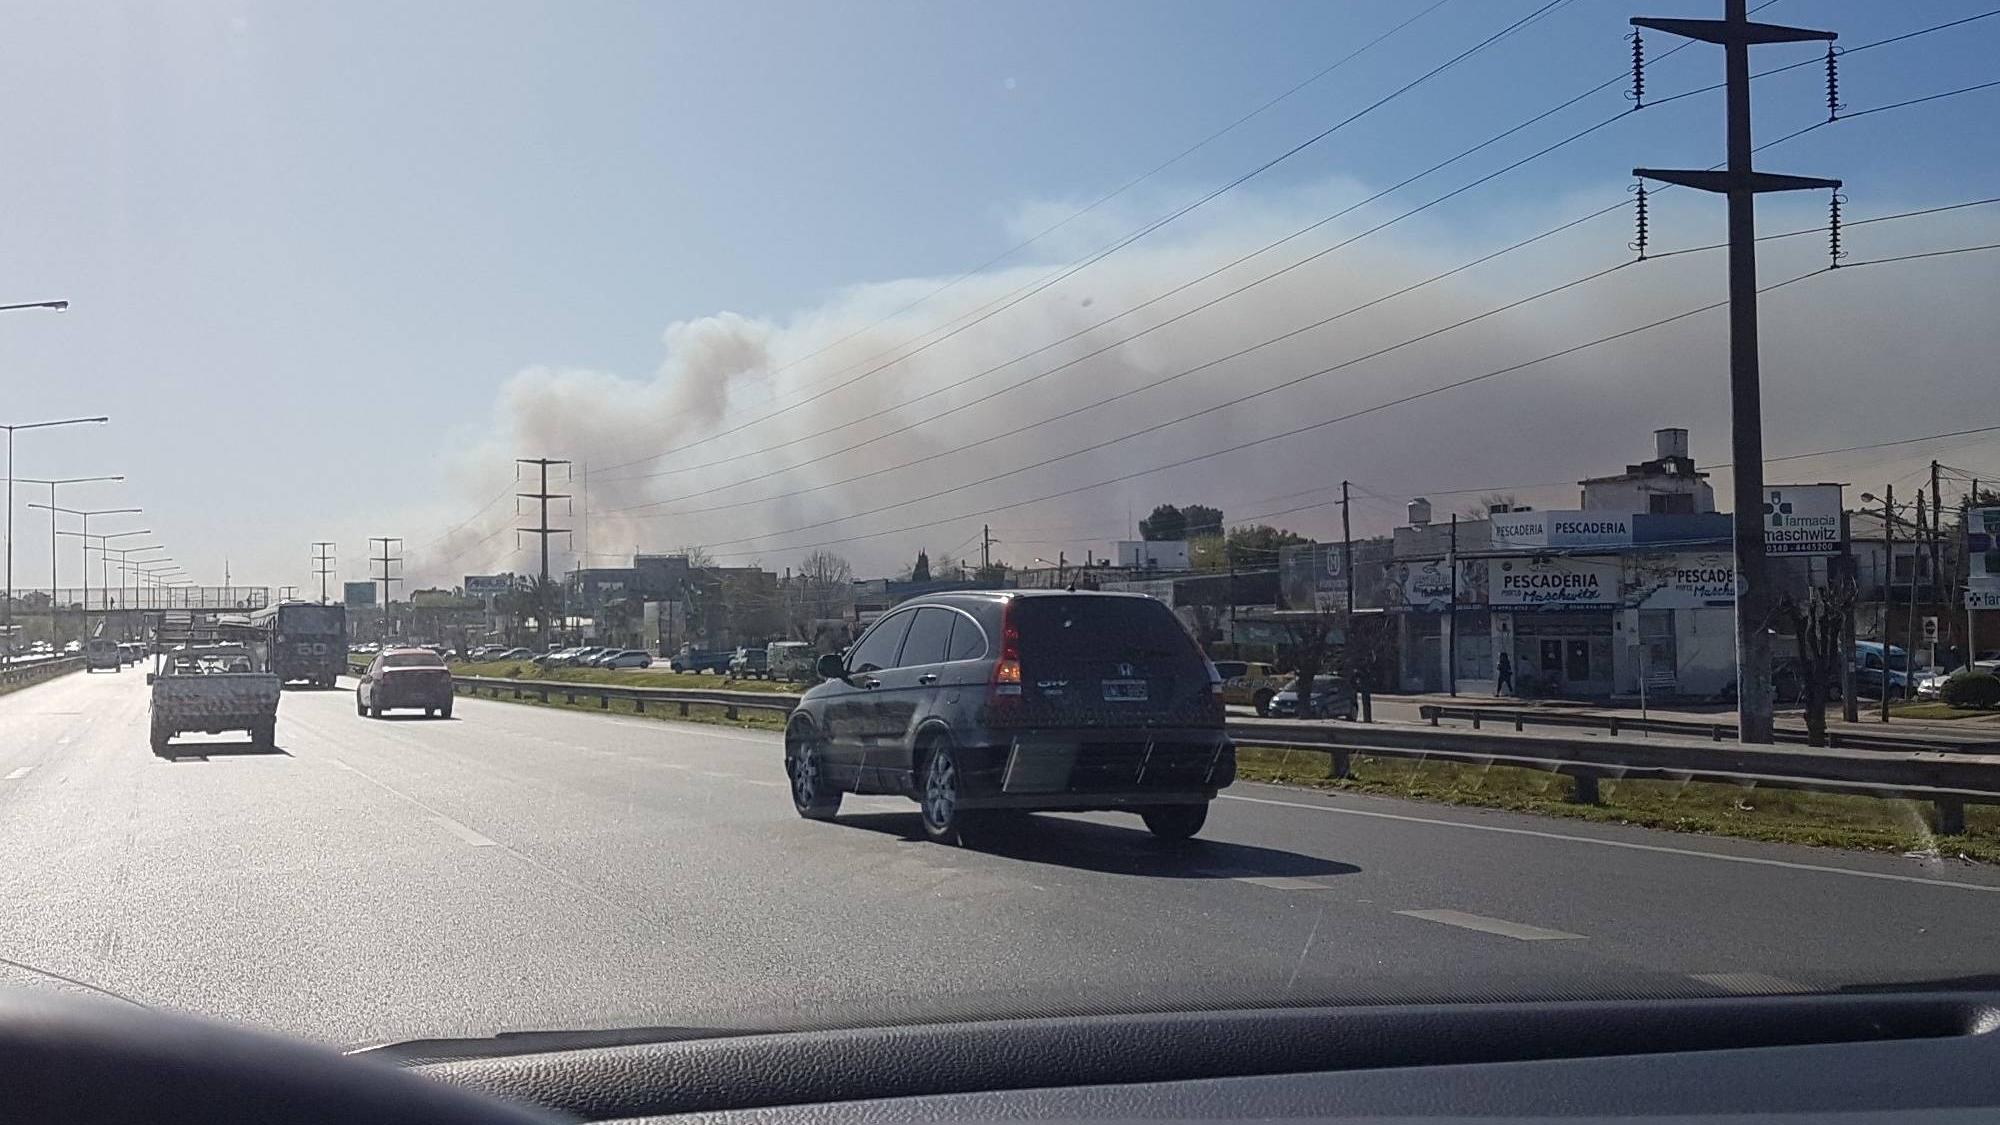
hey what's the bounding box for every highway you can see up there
[3,667,1999,1049]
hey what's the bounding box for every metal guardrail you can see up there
[1415,703,2000,754]
[1231,717,2000,835]
[0,655,85,691]
[348,661,2000,836]
[448,674,799,722]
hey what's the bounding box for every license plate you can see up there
[1102,679,1148,702]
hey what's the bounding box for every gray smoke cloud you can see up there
[406,175,2000,587]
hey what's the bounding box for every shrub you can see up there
[1940,671,2000,710]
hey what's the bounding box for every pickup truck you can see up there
[148,644,282,755]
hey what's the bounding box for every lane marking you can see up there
[3,766,33,781]
[1220,791,2000,895]
[1396,909,1584,941]
[429,814,498,848]
[1194,867,1336,891]
[1690,971,1811,994]
[740,778,786,788]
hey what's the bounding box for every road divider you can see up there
[437,673,2000,836]
[1417,703,2000,754]
[0,655,84,695]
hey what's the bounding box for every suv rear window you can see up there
[1012,596,1203,665]
[383,652,444,668]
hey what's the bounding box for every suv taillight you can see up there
[990,601,1022,701]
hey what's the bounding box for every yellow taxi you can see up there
[1211,660,1286,716]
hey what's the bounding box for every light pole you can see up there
[2,412,106,660]
[110,544,166,635]
[138,564,184,612]
[43,518,147,638]
[16,475,123,647]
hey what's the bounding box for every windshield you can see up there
[6,0,2000,1054]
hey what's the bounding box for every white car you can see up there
[1912,667,1952,700]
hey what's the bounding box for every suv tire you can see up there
[1141,802,1208,841]
[1253,689,1275,717]
[917,736,975,846]
[786,721,842,821]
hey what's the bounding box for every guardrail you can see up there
[448,674,799,722]
[1231,717,2000,835]
[1415,703,2000,754]
[409,668,2000,837]
[0,655,85,692]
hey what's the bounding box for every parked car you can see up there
[356,648,455,718]
[784,590,1233,844]
[1211,660,1285,716]
[533,646,588,668]
[671,647,734,673]
[766,641,817,682]
[600,649,652,669]
[730,647,769,678]
[1268,674,1357,721]
[1913,667,1954,700]
[1853,641,1915,699]
[493,647,533,661]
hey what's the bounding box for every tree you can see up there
[1778,571,1858,746]
[680,544,715,569]
[1183,504,1224,538]
[910,550,931,582]
[1464,492,1520,518]
[1139,504,1185,542]
[791,549,854,645]
[1225,524,1308,566]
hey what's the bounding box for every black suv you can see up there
[784,590,1234,844]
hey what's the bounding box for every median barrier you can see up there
[0,655,85,692]
[1417,703,2000,755]
[433,672,2000,836]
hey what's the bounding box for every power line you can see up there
[728,0,1456,393]
[590,0,1575,478]
[616,192,1992,524]
[593,0,1902,498]
[702,241,2000,559]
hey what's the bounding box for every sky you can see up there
[2,0,1997,597]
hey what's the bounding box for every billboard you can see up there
[1384,558,1486,612]
[343,581,376,608]
[1629,551,1736,609]
[1969,507,2000,608]
[1490,556,1620,607]
[1763,484,1843,555]
[464,573,513,597]
[1491,511,1633,551]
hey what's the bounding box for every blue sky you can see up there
[3,0,1997,590]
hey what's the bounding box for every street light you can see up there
[2,414,108,660]
[109,544,166,624]
[40,514,145,635]
[16,475,123,647]
[0,300,68,313]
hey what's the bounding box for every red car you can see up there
[356,648,455,718]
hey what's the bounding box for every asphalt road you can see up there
[3,667,1999,1049]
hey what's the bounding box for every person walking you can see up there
[1496,650,1514,696]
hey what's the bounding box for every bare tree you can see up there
[791,549,854,644]
[680,544,715,569]
[1778,573,1858,747]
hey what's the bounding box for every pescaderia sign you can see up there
[1491,557,1620,607]
[1490,510,1633,550]
[1629,551,1735,609]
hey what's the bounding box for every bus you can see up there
[247,602,349,687]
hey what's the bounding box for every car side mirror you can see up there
[816,653,846,681]
[145,672,156,686]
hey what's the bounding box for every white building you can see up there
[1115,540,1190,570]
[1578,427,1716,515]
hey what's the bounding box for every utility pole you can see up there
[1970,480,1981,670]
[1838,508,1857,723]
[981,524,993,573]
[1907,489,1923,682]
[1633,0,1839,744]
[370,537,403,644]
[515,458,571,650]
[312,542,336,603]
[1340,480,1355,620]
[1931,460,1945,611]
[1446,513,1458,697]
[1880,485,1892,724]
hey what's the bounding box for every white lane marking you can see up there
[1396,909,1584,941]
[327,759,356,771]
[429,814,498,848]
[1690,971,1811,994]
[740,778,786,788]
[1220,792,2000,895]
[3,766,33,781]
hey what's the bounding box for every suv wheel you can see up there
[1253,689,1275,717]
[1141,802,1208,841]
[786,722,841,820]
[918,737,981,845]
